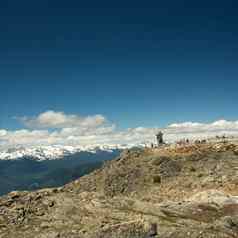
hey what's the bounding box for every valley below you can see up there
[0,148,121,195]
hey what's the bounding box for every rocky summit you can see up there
[2,142,238,238]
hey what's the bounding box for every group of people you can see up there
[149,131,230,149]
[176,138,208,145]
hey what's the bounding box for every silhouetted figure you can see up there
[156,131,164,146]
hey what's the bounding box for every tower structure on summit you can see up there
[156,131,164,146]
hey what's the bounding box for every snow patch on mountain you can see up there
[0,144,138,161]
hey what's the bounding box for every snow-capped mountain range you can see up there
[0,144,139,161]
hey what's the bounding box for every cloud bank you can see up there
[1,111,238,149]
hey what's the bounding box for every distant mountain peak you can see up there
[0,144,140,161]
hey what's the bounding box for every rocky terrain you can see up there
[1,141,238,237]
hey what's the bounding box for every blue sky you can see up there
[0,0,238,134]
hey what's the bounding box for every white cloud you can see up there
[20,110,106,129]
[163,119,238,141]
[168,122,204,128]
[0,129,51,147]
[1,111,238,150]
[167,119,238,133]
[0,130,7,137]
